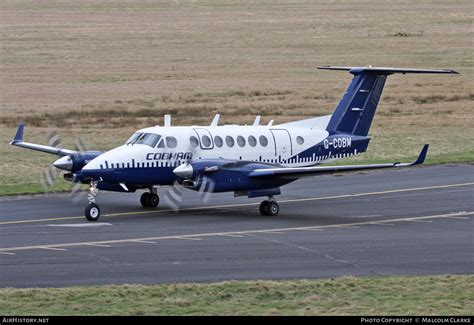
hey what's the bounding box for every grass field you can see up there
[0,0,473,195]
[0,275,472,315]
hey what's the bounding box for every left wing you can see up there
[249,144,429,179]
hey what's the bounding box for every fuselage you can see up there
[81,124,369,187]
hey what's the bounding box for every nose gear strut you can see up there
[85,181,101,221]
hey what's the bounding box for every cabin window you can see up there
[214,136,223,148]
[248,135,257,147]
[237,136,246,147]
[225,136,235,147]
[259,135,268,147]
[190,136,199,148]
[202,135,212,147]
[166,136,178,148]
[296,136,304,145]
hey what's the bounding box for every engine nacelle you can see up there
[175,159,292,193]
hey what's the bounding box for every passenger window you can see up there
[214,136,223,148]
[202,135,212,147]
[259,135,268,147]
[296,136,304,145]
[166,136,178,148]
[248,135,257,147]
[237,136,246,147]
[225,136,235,147]
[190,136,199,148]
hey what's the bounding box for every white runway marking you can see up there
[130,240,157,244]
[47,223,112,228]
[38,247,67,251]
[1,211,472,253]
[84,243,112,248]
[0,252,15,255]
[368,222,396,226]
[217,234,245,238]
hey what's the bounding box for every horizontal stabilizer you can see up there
[318,66,459,75]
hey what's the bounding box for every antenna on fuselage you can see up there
[210,114,220,127]
[253,115,261,126]
[164,115,171,127]
[267,119,274,126]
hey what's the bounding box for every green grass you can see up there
[0,275,472,315]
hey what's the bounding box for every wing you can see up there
[249,145,429,179]
[10,123,77,156]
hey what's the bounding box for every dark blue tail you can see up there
[319,66,458,136]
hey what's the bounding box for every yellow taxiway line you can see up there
[0,182,473,226]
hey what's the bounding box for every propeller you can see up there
[39,130,64,191]
[161,127,217,212]
[39,130,91,204]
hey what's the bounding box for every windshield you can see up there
[126,132,161,148]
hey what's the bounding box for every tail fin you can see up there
[319,66,458,136]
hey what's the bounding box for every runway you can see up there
[0,164,473,288]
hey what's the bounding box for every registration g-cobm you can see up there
[324,137,352,149]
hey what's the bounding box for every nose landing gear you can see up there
[85,181,101,221]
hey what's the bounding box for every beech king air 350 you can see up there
[10,66,458,221]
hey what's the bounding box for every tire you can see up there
[140,192,150,208]
[85,203,101,222]
[267,202,279,216]
[259,201,270,216]
[148,194,160,208]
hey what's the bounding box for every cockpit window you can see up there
[126,132,161,148]
[126,132,142,145]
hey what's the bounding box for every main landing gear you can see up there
[85,181,101,222]
[259,197,280,216]
[140,188,160,208]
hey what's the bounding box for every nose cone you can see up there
[53,156,73,171]
[173,163,193,178]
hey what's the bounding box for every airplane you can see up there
[10,66,458,221]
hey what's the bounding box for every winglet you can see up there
[11,123,24,144]
[412,144,429,165]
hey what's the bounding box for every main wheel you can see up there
[259,201,270,216]
[140,192,151,208]
[267,201,279,216]
[85,203,101,222]
[148,194,160,208]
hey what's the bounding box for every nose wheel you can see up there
[259,199,279,216]
[140,191,160,208]
[85,181,101,221]
[85,203,101,221]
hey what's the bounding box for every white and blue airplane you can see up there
[10,66,458,221]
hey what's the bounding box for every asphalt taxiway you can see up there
[0,164,473,287]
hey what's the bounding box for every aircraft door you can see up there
[270,129,292,159]
[193,128,214,150]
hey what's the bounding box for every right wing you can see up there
[249,144,429,179]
